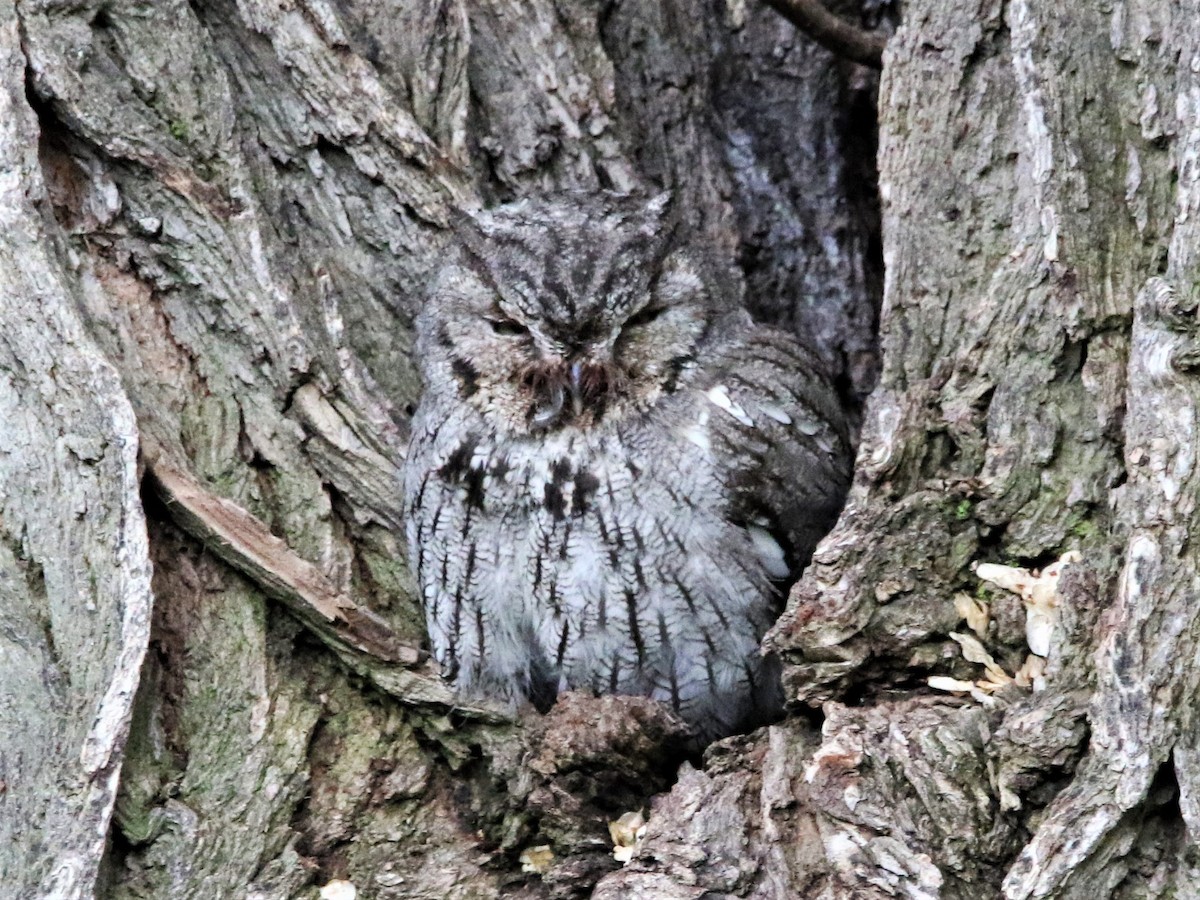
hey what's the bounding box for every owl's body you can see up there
[404,195,850,740]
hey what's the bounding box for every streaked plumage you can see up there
[403,194,851,740]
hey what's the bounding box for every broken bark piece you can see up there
[976,551,1081,659]
[146,456,420,663]
[143,451,505,719]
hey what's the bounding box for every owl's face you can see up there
[420,195,720,434]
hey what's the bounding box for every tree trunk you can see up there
[1,0,1195,897]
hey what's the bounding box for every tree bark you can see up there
[4,0,1197,897]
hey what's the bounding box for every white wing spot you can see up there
[682,408,712,452]
[759,402,792,425]
[705,385,754,427]
[794,415,822,436]
[747,525,789,579]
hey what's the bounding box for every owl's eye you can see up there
[489,317,529,336]
[625,305,666,329]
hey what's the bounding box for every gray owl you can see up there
[403,194,851,741]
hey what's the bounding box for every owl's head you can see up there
[418,193,728,433]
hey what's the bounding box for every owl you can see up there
[403,193,851,741]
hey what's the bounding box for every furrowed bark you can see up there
[2,1,881,897]
[0,12,152,897]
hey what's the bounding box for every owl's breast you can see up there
[404,371,821,732]
[491,424,696,518]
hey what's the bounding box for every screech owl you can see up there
[403,193,851,741]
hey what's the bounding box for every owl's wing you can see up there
[700,327,852,576]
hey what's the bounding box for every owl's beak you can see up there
[569,362,585,419]
[530,381,565,429]
[523,359,618,429]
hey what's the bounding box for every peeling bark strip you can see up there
[145,456,418,660]
[145,454,509,718]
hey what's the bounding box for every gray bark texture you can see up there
[1,0,1196,897]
